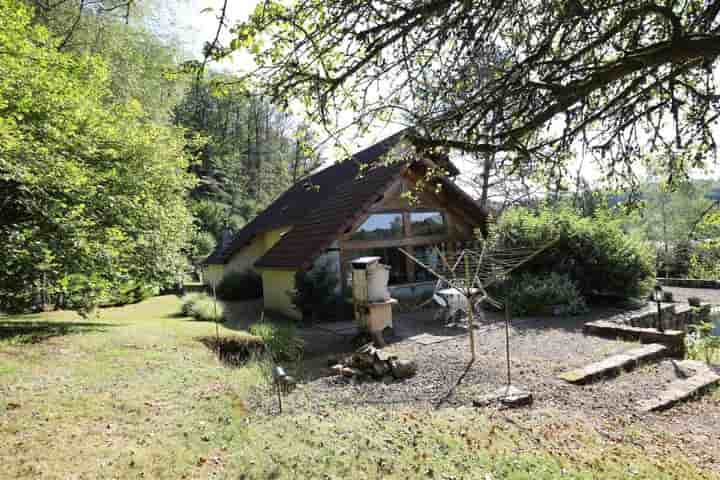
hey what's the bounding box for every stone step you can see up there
[637,361,720,412]
[559,344,669,384]
[583,320,685,356]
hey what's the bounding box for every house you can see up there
[203,131,487,320]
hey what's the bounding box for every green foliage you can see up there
[620,179,720,277]
[187,294,224,322]
[112,280,157,306]
[688,240,720,280]
[216,270,263,301]
[248,321,304,362]
[687,322,720,364]
[492,206,655,300]
[33,0,187,125]
[180,293,205,317]
[62,274,107,320]
[505,273,588,316]
[0,0,194,313]
[191,230,217,259]
[175,81,320,247]
[291,263,339,321]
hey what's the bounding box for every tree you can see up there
[0,0,195,311]
[26,0,189,124]
[173,78,321,243]
[218,0,720,187]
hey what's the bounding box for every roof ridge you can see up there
[204,131,408,265]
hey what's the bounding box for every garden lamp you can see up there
[652,285,664,332]
[272,366,295,414]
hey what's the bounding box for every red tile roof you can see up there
[205,132,406,266]
[205,131,486,270]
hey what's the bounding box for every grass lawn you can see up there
[1,296,717,479]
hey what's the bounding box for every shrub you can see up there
[686,322,720,364]
[180,292,204,316]
[197,334,266,365]
[62,273,108,319]
[249,322,304,361]
[216,270,263,301]
[112,280,157,306]
[688,296,702,307]
[505,273,588,316]
[491,207,655,300]
[657,241,693,278]
[182,293,224,322]
[688,241,720,280]
[291,263,339,322]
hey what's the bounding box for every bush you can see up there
[62,273,108,319]
[181,293,224,322]
[180,292,204,316]
[249,322,304,361]
[688,296,702,307]
[197,334,266,365]
[657,241,693,278]
[492,207,655,300]
[216,270,263,301]
[687,322,720,364]
[688,241,720,280]
[505,273,588,316]
[111,280,157,306]
[291,263,339,322]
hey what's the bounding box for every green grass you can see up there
[0,296,717,479]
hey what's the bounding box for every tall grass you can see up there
[249,321,304,362]
[180,293,224,322]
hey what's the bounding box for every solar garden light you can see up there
[272,366,295,414]
[652,284,665,333]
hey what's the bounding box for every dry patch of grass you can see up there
[0,296,717,479]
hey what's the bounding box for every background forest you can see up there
[0,0,318,312]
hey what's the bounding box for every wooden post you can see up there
[465,254,476,362]
[505,301,511,387]
[212,281,219,348]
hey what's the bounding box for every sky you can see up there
[161,0,258,64]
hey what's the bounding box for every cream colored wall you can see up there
[225,239,267,275]
[260,269,300,320]
[201,264,225,288]
[225,226,290,275]
[203,226,290,288]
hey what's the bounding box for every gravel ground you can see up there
[249,293,720,471]
[664,286,720,305]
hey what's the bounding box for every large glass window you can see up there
[410,211,446,236]
[345,248,408,285]
[350,213,404,241]
[412,244,446,282]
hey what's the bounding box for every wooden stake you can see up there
[465,254,476,362]
[505,301,511,387]
[212,281,219,348]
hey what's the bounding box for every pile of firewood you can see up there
[329,344,417,382]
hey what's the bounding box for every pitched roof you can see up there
[205,131,406,265]
[206,131,487,270]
